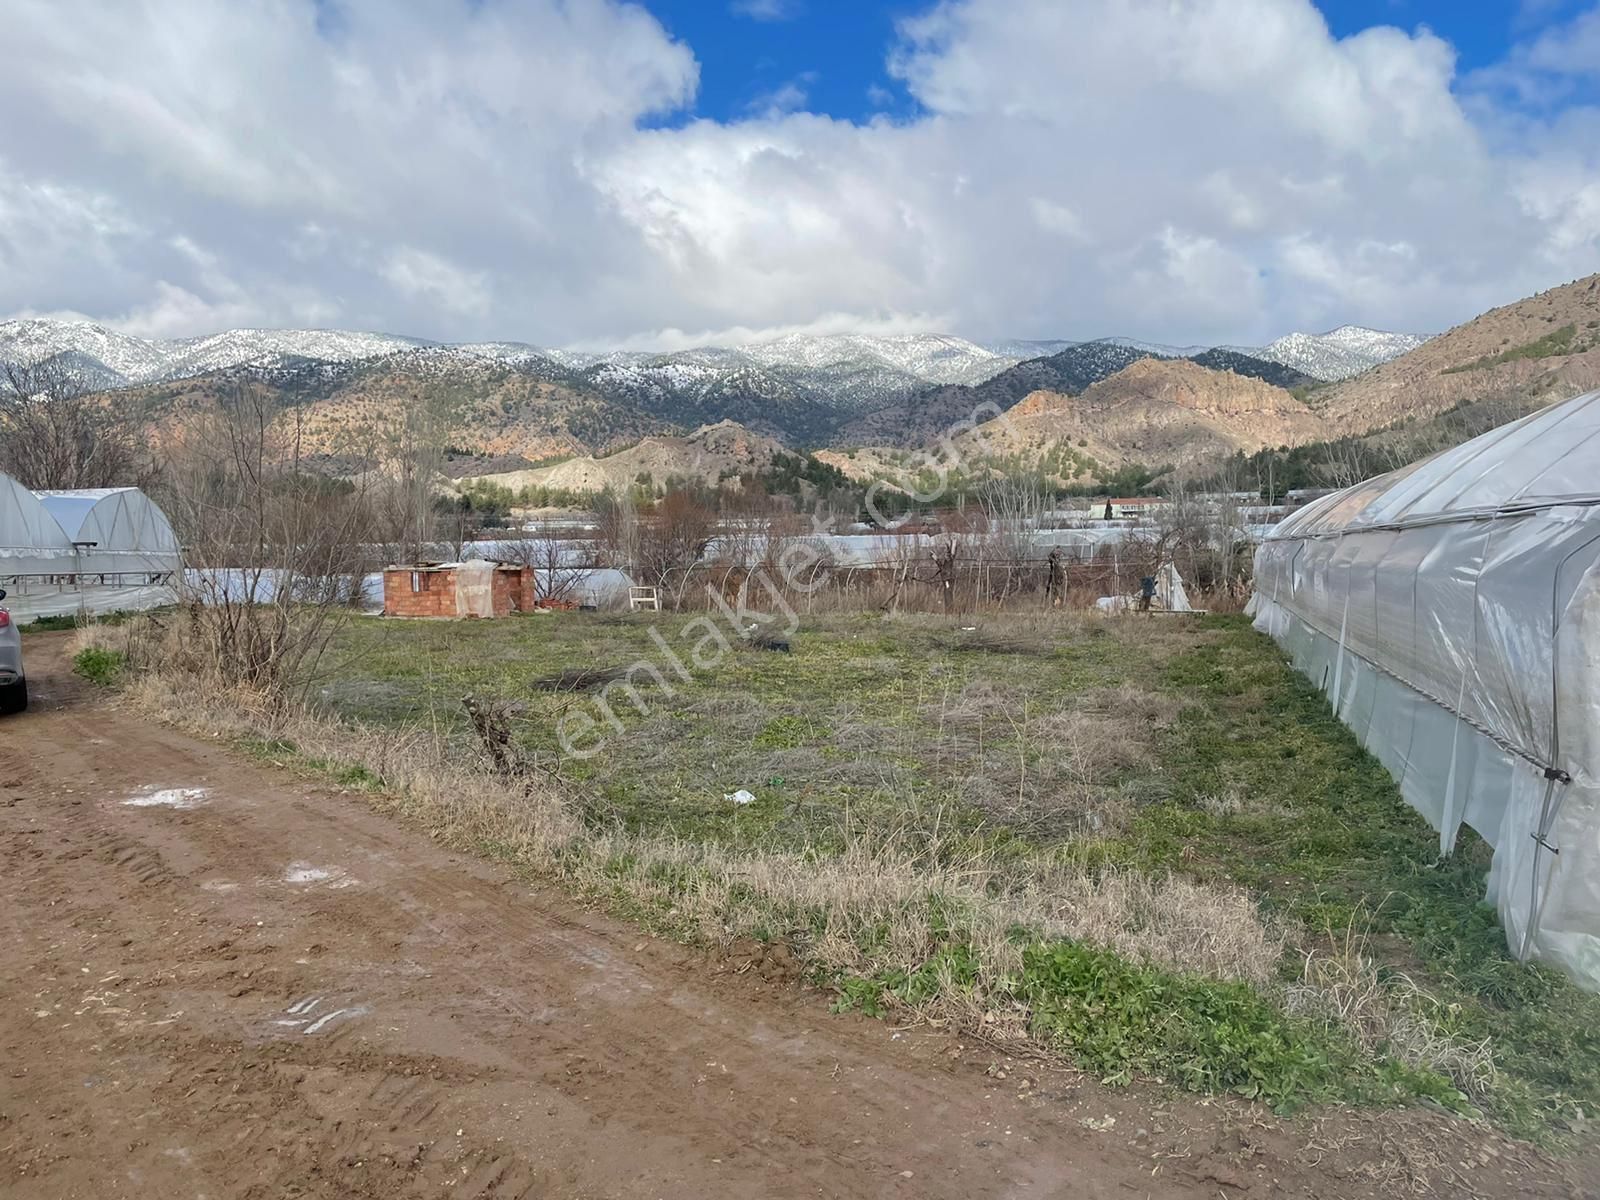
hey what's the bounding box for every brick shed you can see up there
[382,560,537,619]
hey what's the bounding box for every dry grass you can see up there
[1288,920,1497,1100]
[94,619,1286,1055]
[919,677,1178,838]
[532,666,628,692]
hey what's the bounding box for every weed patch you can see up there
[73,646,126,686]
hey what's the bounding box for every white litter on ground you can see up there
[724,789,757,806]
[123,787,210,809]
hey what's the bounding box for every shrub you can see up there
[74,646,126,686]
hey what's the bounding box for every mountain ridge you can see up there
[1258,325,1426,382]
[1,317,1419,391]
[0,316,1423,455]
[1313,273,1600,435]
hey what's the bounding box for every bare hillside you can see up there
[1317,273,1600,434]
[954,358,1328,473]
[458,419,787,493]
[108,359,673,465]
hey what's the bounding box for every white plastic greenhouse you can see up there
[0,470,80,575]
[0,472,181,619]
[1249,389,1600,987]
[35,488,182,577]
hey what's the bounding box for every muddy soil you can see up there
[0,635,1593,1198]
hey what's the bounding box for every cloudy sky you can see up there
[2,0,1598,349]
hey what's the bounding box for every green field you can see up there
[300,609,1600,1136]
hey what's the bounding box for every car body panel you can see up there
[0,603,22,686]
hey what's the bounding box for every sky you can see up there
[1,0,1598,350]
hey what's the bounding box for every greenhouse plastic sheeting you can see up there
[1248,389,1600,988]
[0,581,178,622]
[36,488,182,577]
[0,469,79,575]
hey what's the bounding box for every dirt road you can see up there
[0,637,1591,1199]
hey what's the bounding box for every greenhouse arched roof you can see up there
[0,469,79,575]
[35,488,182,576]
[1252,389,1600,988]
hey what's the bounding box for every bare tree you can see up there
[974,469,1049,602]
[0,359,153,489]
[497,521,592,606]
[158,382,377,702]
[594,485,642,577]
[639,489,715,605]
[1318,438,1376,490]
[369,389,447,564]
[928,536,959,613]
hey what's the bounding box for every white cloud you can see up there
[381,247,491,316]
[731,0,804,21]
[746,72,819,118]
[1471,3,1600,107]
[0,0,1597,349]
[1030,199,1088,241]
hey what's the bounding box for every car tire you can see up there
[0,678,27,715]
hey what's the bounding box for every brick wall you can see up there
[490,568,516,615]
[383,568,456,618]
[383,565,535,618]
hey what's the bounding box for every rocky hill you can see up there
[838,342,1319,449]
[1314,274,1600,435]
[111,357,673,464]
[950,358,1329,474]
[836,342,1159,448]
[454,420,787,494]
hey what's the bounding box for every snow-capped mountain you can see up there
[1257,326,1425,382]
[0,318,175,383]
[0,317,1422,446]
[160,328,432,379]
[740,333,1013,388]
[0,319,1020,406]
[1096,336,1218,358]
[0,319,436,387]
[551,333,1021,415]
[979,338,1077,359]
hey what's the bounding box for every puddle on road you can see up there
[123,786,210,809]
[281,862,357,888]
